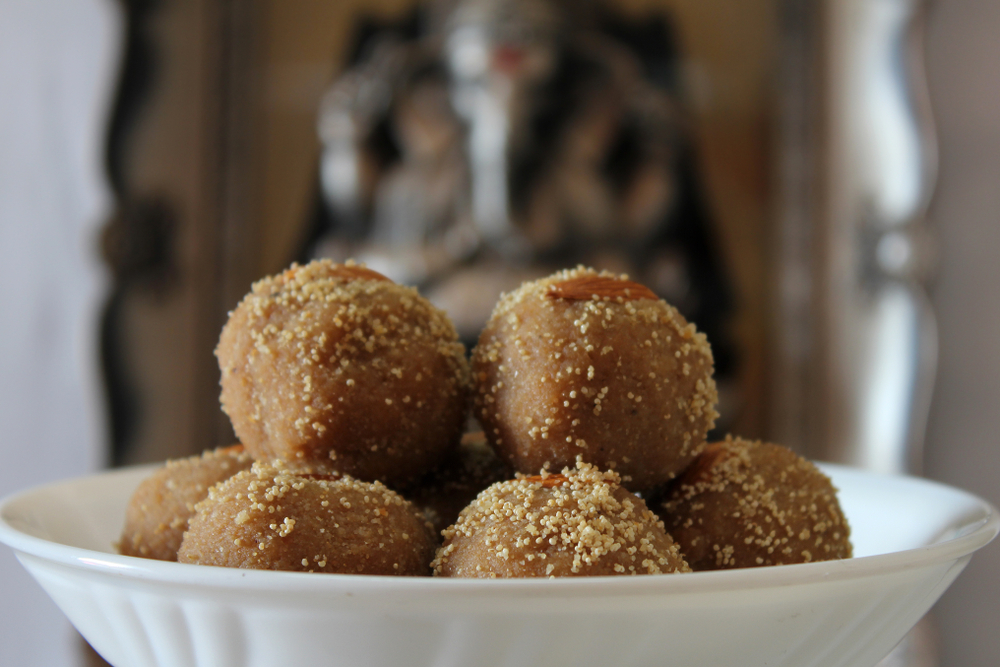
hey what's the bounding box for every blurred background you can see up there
[0,0,997,665]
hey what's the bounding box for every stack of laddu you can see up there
[119,261,852,577]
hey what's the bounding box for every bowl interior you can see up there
[1,462,996,578]
[1,464,153,554]
[831,464,993,557]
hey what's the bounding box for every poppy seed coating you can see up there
[216,260,470,486]
[178,460,435,575]
[119,445,253,561]
[472,267,719,490]
[659,436,852,570]
[433,460,691,578]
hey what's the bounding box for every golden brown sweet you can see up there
[118,445,253,561]
[472,267,718,490]
[177,461,436,575]
[433,460,691,578]
[406,431,513,536]
[658,436,853,570]
[216,260,470,486]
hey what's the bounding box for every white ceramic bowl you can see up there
[0,463,996,667]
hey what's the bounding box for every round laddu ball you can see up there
[658,436,853,570]
[216,260,470,486]
[433,460,691,578]
[119,445,253,561]
[472,267,719,490]
[177,461,436,575]
[406,431,513,536]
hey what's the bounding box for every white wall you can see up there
[0,1,120,666]
[923,0,1000,664]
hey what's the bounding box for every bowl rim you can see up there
[0,462,997,600]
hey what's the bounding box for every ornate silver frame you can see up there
[774,0,937,478]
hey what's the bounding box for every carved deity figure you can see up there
[312,0,732,363]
